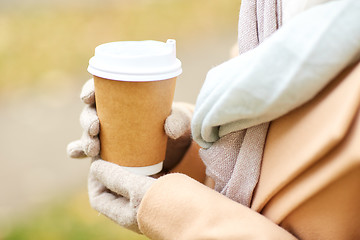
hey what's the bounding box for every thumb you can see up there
[165,102,193,139]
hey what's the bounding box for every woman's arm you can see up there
[138,173,297,240]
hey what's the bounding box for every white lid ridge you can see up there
[88,39,182,81]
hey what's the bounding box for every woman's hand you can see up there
[88,158,156,234]
[66,78,194,170]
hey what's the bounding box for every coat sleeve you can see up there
[137,173,297,240]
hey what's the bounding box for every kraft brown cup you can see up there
[88,40,182,175]
[93,76,177,169]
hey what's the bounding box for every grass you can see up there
[0,191,149,240]
[0,0,240,91]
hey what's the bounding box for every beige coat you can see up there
[137,62,360,240]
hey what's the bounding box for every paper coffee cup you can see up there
[88,39,182,175]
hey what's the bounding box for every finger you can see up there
[90,160,155,201]
[80,79,95,104]
[90,160,131,199]
[88,174,139,231]
[80,104,99,137]
[165,102,192,139]
[66,140,86,158]
[88,173,108,197]
[88,174,125,205]
[81,132,100,157]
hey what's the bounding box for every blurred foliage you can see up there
[0,191,149,240]
[0,1,240,239]
[0,0,240,91]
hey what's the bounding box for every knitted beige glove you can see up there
[88,158,156,233]
[66,79,195,234]
[67,79,100,158]
[66,78,194,170]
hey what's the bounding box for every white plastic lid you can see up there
[88,39,182,81]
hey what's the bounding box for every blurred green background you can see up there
[0,0,240,239]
